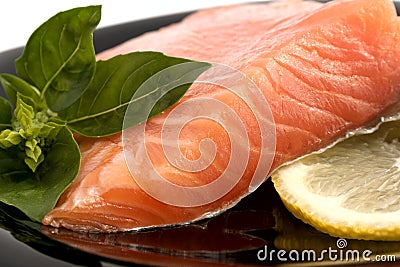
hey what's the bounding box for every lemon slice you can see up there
[272,120,400,241]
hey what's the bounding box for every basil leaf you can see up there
[0,126,80,222]
[58,52,210,137]
[0,97,12,130]
[14,94,35,130]
[0,130,23,149]
[15,6,101,112]
[0,74,44,109]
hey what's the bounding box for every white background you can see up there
[0,1,265,53]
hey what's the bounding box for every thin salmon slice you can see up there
[43,0,400,232]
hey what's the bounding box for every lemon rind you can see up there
[272,162,400,241]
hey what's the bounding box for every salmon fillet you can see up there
[43,0,400,232]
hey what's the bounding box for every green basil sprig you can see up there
[0,5,210,222]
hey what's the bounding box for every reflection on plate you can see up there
[0,1,400,267]
[1,180,400,266]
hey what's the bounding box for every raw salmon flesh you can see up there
[43,0,400,232]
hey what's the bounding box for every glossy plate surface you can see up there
[0,2,400,266]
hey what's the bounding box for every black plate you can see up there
[1,2,400,267]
